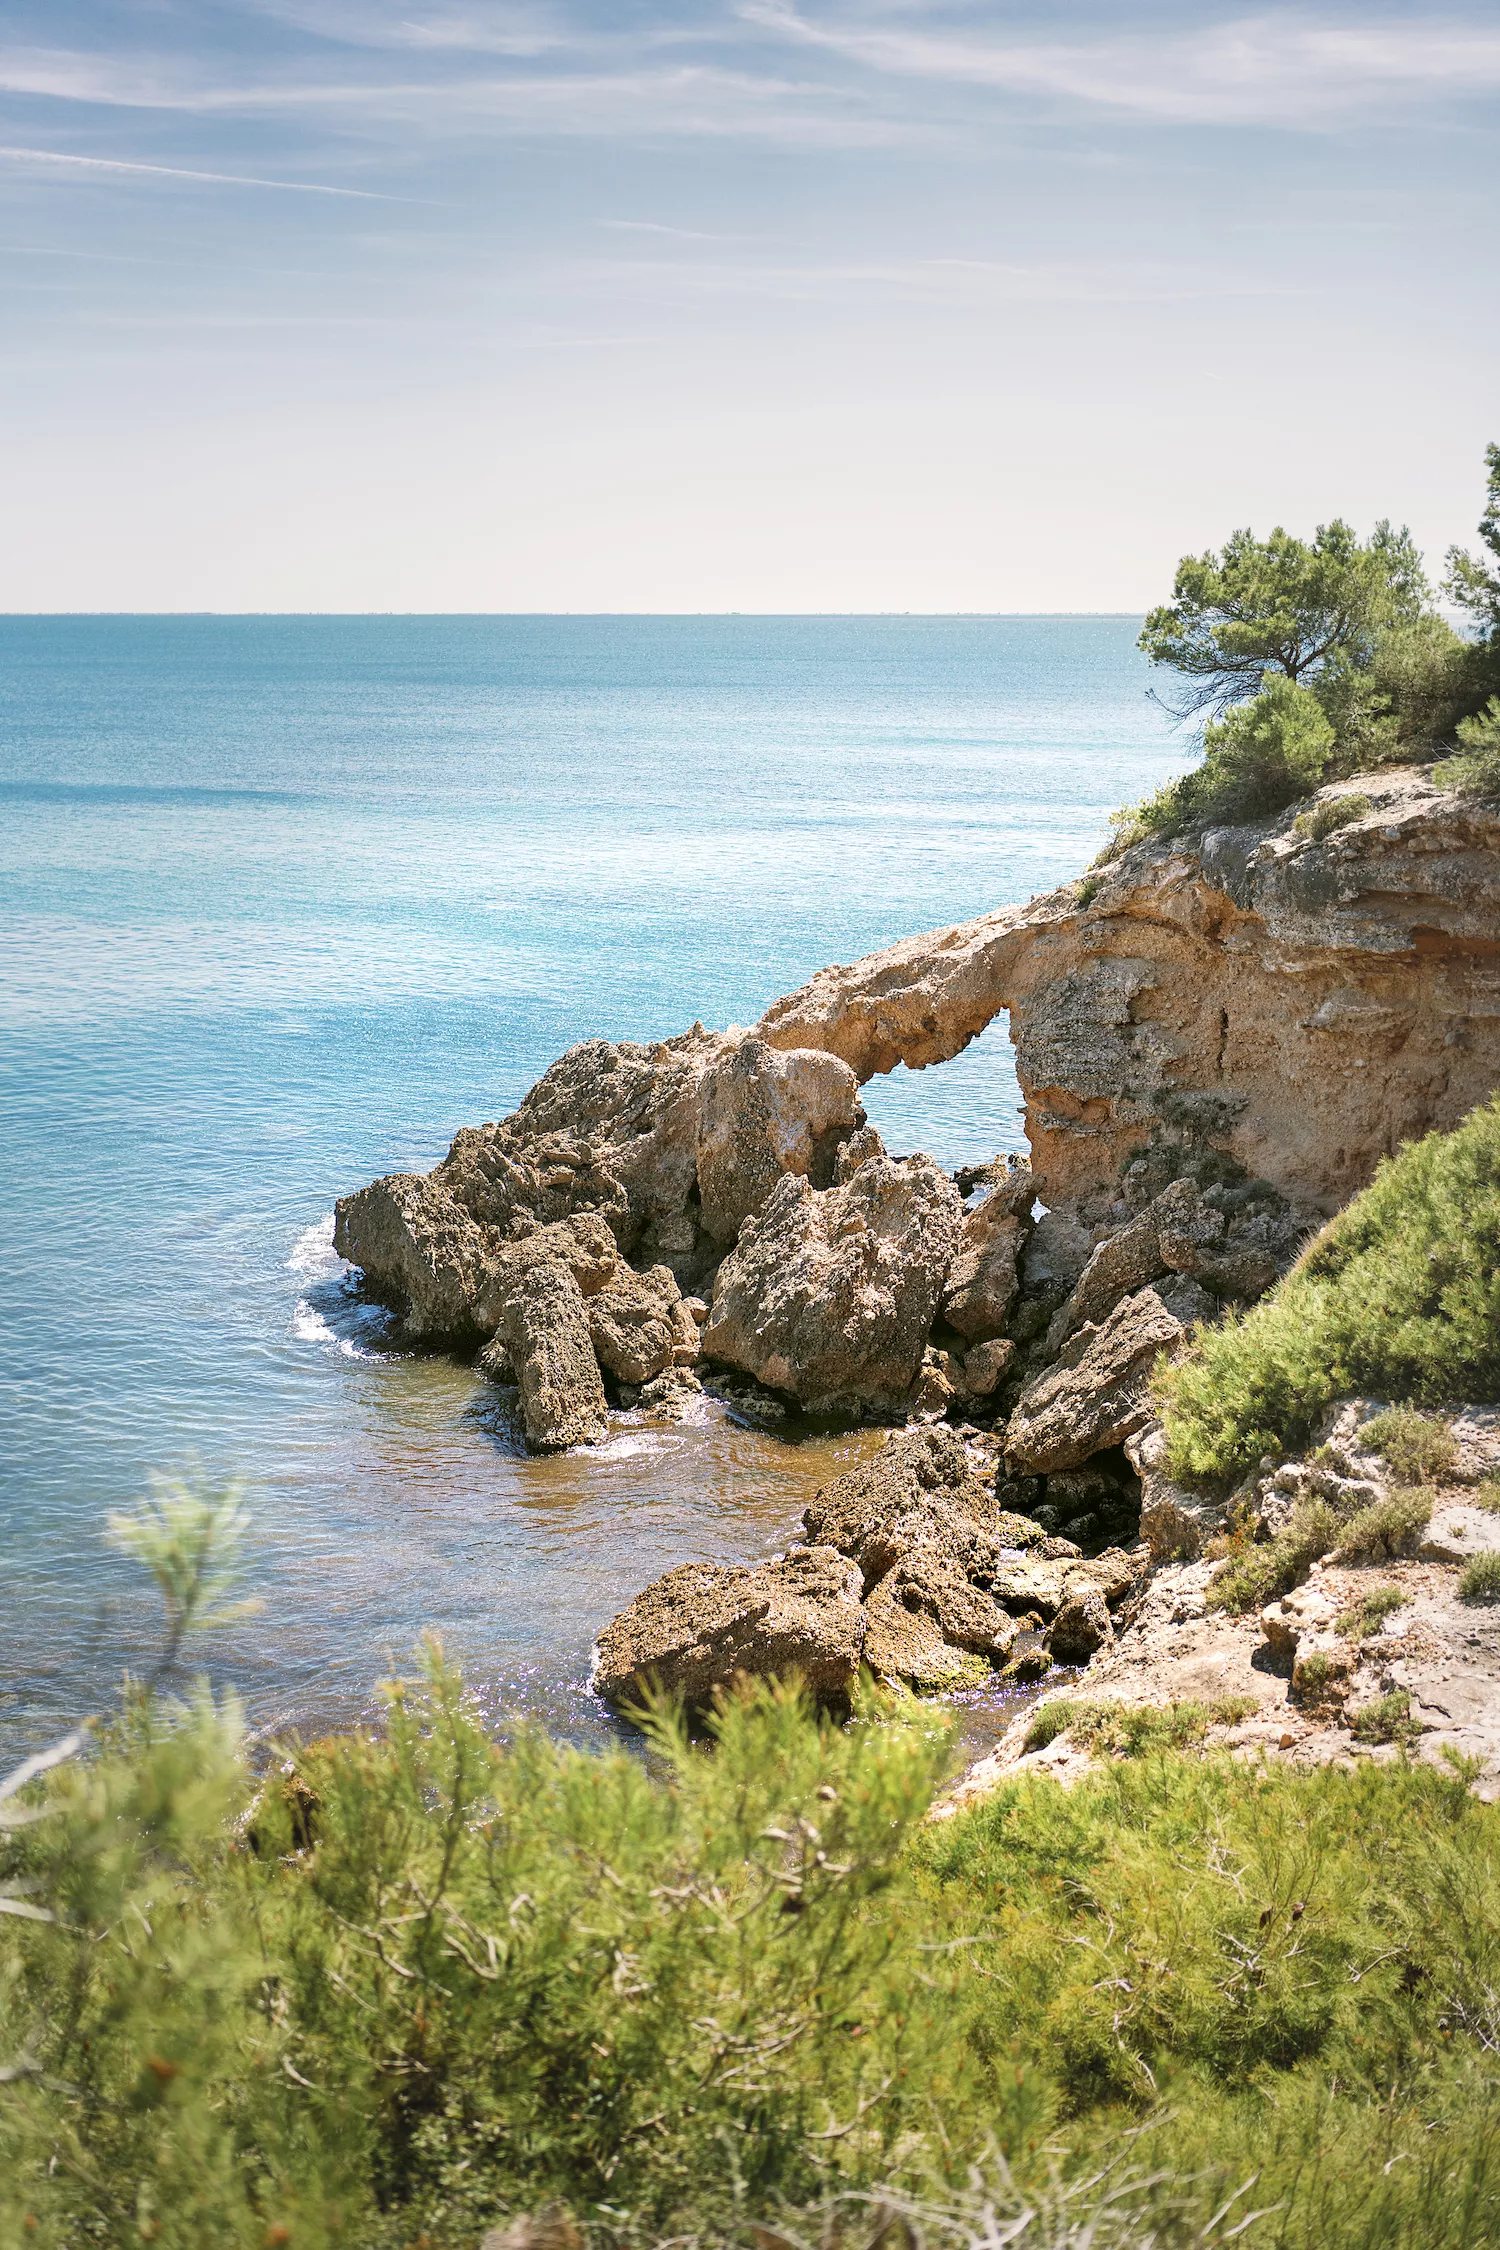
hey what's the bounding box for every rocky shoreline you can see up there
[334,765,1500,1773]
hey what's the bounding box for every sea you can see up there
[0,615,1190,1759]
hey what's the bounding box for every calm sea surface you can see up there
[0,616,1187,1756]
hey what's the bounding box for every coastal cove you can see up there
[0,615,1188,1755]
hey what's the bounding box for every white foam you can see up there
[287,1213,345,1278]
[292,1299,336,1344]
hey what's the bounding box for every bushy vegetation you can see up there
[1357,1407,1458,1486]
[1104,448,1500,850]
[1460,1552,1500,1604]
[1022,1696,1254,1757]
[1435,695,1500,800]
[6,1505,1500,2250]
[1337,1583,1407,1641]
[1159,1094,1500,1488]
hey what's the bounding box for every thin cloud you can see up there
[0,146,403,197]
[743,4,1500,125]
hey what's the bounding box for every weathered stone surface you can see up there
[494,1260,610,1452]
[833,1123,887,1182]
[963,1337,1016,1396]
[1047,1587,1113,1665]
[758,770,1500,1215]
[942,1169,1033,1341]
[862,1569,1000,1692]
[700,1156,964,1414]
[1126,1421,1229,1562]
[1006,1287,1184,1474]
[592,1545,866,1709]
[333,1171,505,1341]
[804,1425,1026,1583]
[694,1035,860,1242]
[586,1262,687,1385]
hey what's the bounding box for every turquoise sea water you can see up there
[0,616,1187,1754]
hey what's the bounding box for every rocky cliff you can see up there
[760,768,1500,1215]
[335,769,1500,1467]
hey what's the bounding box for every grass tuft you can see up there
[1459,1551,1500,1604]
[1022,1696,1257,1758]
[1357,1407,1457,1485]
[1350,1690,1424,1746]
[1334,1487,1433,1562]
[1337,1583,1408,1640]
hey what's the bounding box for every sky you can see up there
[2,1,1497,612]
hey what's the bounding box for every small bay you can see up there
[0,615,1187,1753]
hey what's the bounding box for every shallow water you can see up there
[0,615,1186,1755]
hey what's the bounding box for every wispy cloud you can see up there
[0,144,403,195]
[743,5,1500,125]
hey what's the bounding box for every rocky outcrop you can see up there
[1005,1287,1185,1474]
[700,1156,964,1416]
[592,1545,867,1711]
[941,1164,1034,1341]
[759,770,1500,1216]
[694,1035,860,1242]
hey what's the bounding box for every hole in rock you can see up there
[855,1013,1023,1175]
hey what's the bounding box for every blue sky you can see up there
[3,2,1497,610]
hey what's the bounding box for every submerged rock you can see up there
[592,1545,867,1710]
[701,1156,963,1416]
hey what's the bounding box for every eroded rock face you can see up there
[592,1545,867,1710]
[759,771,1500,1214]
[1006,1286,1184,1474]
[494,1260,610,1453]
[694,1035,860,1243]
[942,1165,1034,1342]
[700,1157,964,1415]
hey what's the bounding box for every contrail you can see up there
[0,145,399,198]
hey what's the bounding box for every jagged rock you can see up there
[1006,1287,1184,1474]
[700,1156,964,1414]
[1260,1578,1340,1670]
[592,1545,866,1710]
[1021,1210,1094,1295]
[942,1167,1034,1341]
[494,1260,609,1452]
[1047,1587,1113,1665]
[1125,1422,1228,1561]
[587,1262,694,1384]
[632,1367,706,1422]
[833,1122,887,1182]
[862,1581,995,1691]
[333,1171,507,1341]
[963,1337,1016,1396]
[804,1425,1039,1583]
[694,1035,860,1243]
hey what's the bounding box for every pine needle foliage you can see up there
[1159,1095,1500,1487]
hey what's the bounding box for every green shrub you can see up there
[1477,1477,1500,1514]
[1358,1407,1458,1485]
[1459,1552,1500,1604]
[1334,1487,1434,1563]
[1338,1583,1409,1640]
[1293,791,1372,843]
[1350,1690,1423,1746]
[1160,1095,1500,1486]
[1435,694,1500,798]
[1021,1697,1255,1758]
[11,1504,1500,2250]
[1206,1499,1341,1614]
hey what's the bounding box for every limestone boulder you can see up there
[803,1425,1038,1585]
[694,1035,860,1242]
[333,1171,503,1342]
[592,1545,867,1710]
[1046,1587,1114,1665]
[942,1167,1034,1342]
[492,1260,610,1453]
[963,1337,1016,1396]
[1006,1286,1184,1474]
[700,1155,964,1415]
[586,1262,695,1385]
